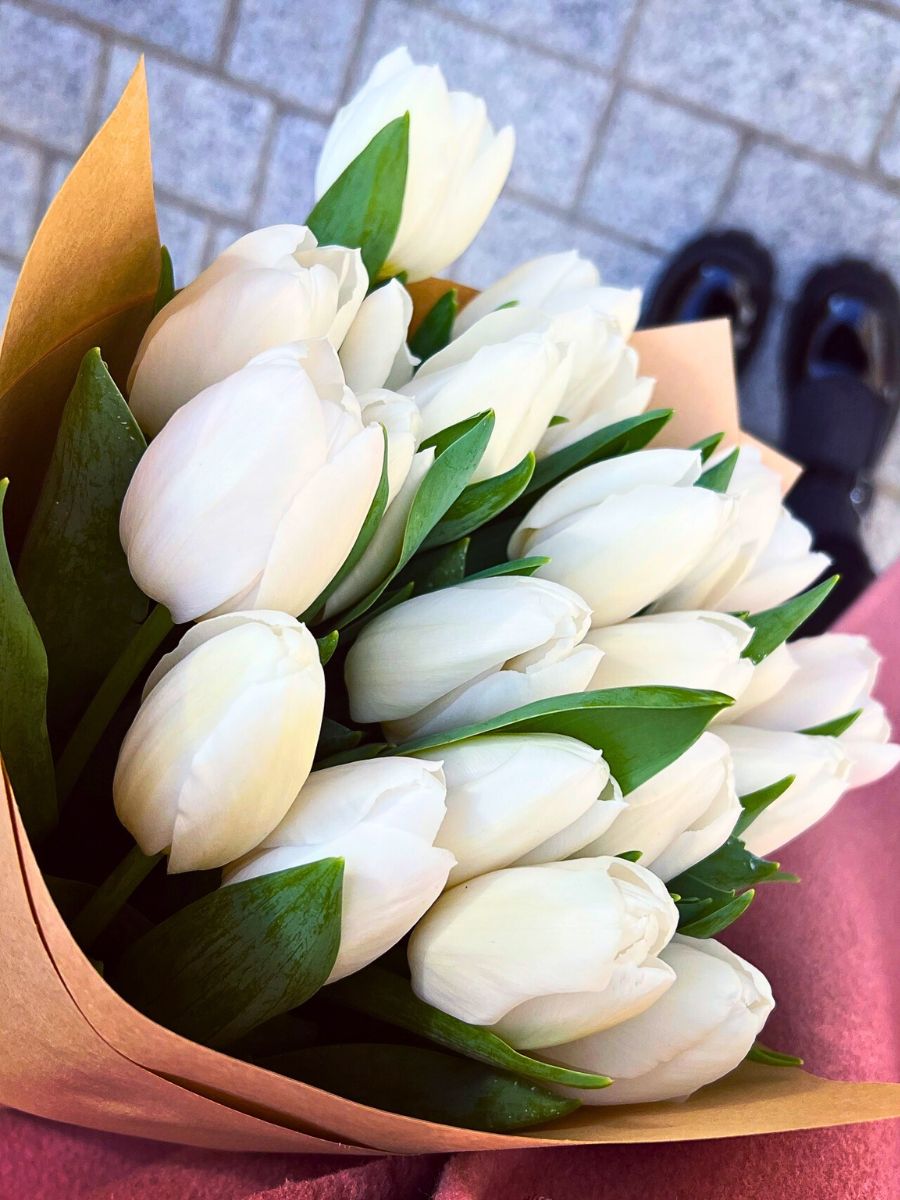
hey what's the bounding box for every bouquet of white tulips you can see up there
[0,52,898,1151]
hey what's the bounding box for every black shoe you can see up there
[641,230,775,373]
[782,260,900,629]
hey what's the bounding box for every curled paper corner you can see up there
[0,57,160,551]
[407,280,800,496]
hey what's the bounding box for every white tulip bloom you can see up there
[657,447,829,614]
[339,279,416,393]
[514,777,626,867]
[718,724,853,857]
[727,633,900,788]
[114,613,324,874]
[316,48,514,281]
[544,936,774,1105]
[344,575,602,742]
[358,389,421,501]
[509,449,734,626]
[584,611,753,704]
[401,306,572,482]
[455,251,642,340]
[225,757,453,982]
[429,733,611,885]
[129,225,367,434]
[577,733,741,881]
[121,341,383,624]
[408,857,678,1049]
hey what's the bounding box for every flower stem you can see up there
[55,604,174,805]
[72,843,163,949]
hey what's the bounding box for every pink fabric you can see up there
[2,565,899,1198]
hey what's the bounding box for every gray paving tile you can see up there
[356,0,611,208]
[0,3,102,152]
[227,0,366,113]
[736,296,784,445]
[156,201,210,284]
[455,194,662,290]
[42,0,230,63]
[863,487,900,571]
[0,137,42,257]
[206,221,251,262]
[433,0,639,69]
[256,112,328,228]
[876,103,900,181]
[580,90,740,248]
[0,259,19,322]
[630,0,900,166]
[721,143,900,295]
[103,48,273,217]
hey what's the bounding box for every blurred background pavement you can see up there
[1,0,899,564]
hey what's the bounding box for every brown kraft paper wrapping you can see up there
[0,63,897,1155]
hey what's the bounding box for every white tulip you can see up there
[339,279,416,393]
[544,936,774,1105]
[121,341,383,624]
[225,757,453,982]
[727,633,900,788]
[408,857,678,1049]
[427,733,611,885]
[344,575,602,742]
[718,724,853,857]
[514,777,626,867]
[316,48,514,281]
[401,306,572,482]
[114,612,324,874]
[577,733,741,881]
[584,611,753,704]
[658,448,829,614]
[455,250,642,340]
[128,225,367,434]
[509,449,735,626]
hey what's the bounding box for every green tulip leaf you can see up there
[396,685,732,794]
[153,245,176,315]
[735,775,795,836]
[264,1043,580,1132]
[316,718,363,761]
[334,412,494,629]
[521,409,674,502]
[748,1040,804,1068]
[0,479,56,841]
[409,287,457,362]
[307,114,409,281]
[112,859,343,1046]
[678,890,756,938]
[743,576,840,664]
[316,630,339,665]
[670,833,797,936]
[696,446,739,493]
[800,709,862,737]
[690,432,725,463]
[328,967,611,1091]
[463,556,550,581]
[422,452,535,549]
[416,537,470,592]
[17,349,148,743]
[301,426,390,623]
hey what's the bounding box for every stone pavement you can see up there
[1,0,899,564]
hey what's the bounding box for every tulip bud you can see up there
[224,757,453,982]
[657,447,829,614]
[514,777,626,867]
[121,341,383,624]
[584,611,753,704]
[718,724,853,857]
[128,225,367,434]
[339,279,416,394]
[316,48,514,282]
[427,733,611,886]
[723,633,900,789]
[344,575,602,742]
[401,306,572,482]
[509,449,734,626]
[577,733,741,881]
[114,612,324,874]
[543,935,774,1105]
[408,857,678,1049]
[455,250,642,340]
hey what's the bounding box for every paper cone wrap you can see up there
[0,63,897,1154]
